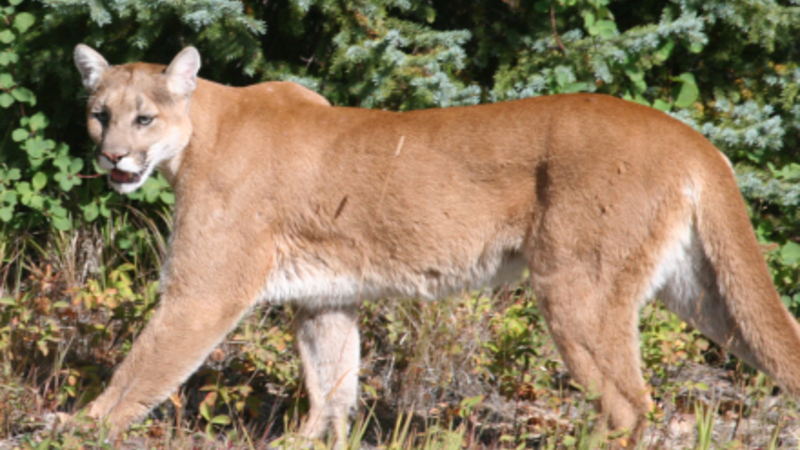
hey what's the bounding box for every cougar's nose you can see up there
[102,152,126,163]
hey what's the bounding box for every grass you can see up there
[1,217,799,449]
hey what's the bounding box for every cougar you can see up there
[73,44,800,446]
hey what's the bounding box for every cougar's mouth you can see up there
[110,168,144,184]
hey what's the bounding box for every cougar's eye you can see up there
[136,115,154,126]
[93,111,109,124]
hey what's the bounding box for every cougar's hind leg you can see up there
[294,303,360,447]
[534,273,652,435]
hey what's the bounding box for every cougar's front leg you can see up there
[294,304,360,446]
[86,293,256,431]
[85,224,273,435]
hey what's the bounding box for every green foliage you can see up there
[0,0,175,268]
[0,4,78,231]
[640,302,709,383]
[483,290,554,402]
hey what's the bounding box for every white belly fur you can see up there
[259,249,527,309]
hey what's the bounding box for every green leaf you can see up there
[99,202,111,218]
[117,234,133,250]
[597,20,617,39]
[780,241,800,266]
[0,207,12,222]
[13,12,35,33]
[770,162,800,181]
[424,6,435,23]
[53,155,70,172]
[653,99,671,112]
[9,0,23,5]
[69,158,84,174]
[82,201,99,222]
[0,297,16,306]
[654,39,675,63]
[629,93,650,106]
[160,191,175,205]
[19,193,32,207]
[11,87,35,105]
[29,194,44,209]
[16,182,31,196]
[55,171,81,191]
[555,70,569,89]
[673,73,696,84]
[0,30,14,45]
[55,143,70,158]
[632,78,647,94]
[625,67,644,82]
[672,73,699,109]
[11,128,32,143]
[199,402,212,422]
[23,138,49,159]
[139,177,163,203]
[0,190,18,206]
[0,52,19,66]
[563,82,590,93]
[18,182,36,207]
[210,415,231,426]
[51,216,72,231]
[588,20,617,39]
[583,11,596,28]
[11,128,28,142]
[32,172,47,190]
[459,394,484,410]
[0,93,13,108]
[30,112,48,130]
[0,73,13,89]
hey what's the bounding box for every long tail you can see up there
[694,153,800,394]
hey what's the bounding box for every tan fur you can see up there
[73,45,800,445]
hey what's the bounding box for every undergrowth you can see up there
[0,217,798,450]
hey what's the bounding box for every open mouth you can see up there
[110,168,143,184]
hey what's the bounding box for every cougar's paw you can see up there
[43,409,121,445]
[42,411,74,432]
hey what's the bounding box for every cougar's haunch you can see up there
[73,45,800,446]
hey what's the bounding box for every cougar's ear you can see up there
[74,44,109,92]
[165,47,201,97]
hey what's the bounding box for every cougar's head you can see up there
[73,45,201,194]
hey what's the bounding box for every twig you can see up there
[550,3,567,54]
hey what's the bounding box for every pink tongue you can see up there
[111,169,132,183]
